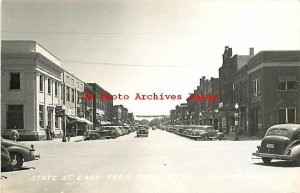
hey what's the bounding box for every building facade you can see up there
[247,50,300,136]
[1,40,64,140]
[87,83,113,128]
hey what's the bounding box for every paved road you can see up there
[2,129,300,193]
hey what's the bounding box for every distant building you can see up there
[218,46,254,133]
[87,83,113,128]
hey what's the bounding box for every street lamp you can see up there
[234,103,239,141]
[199,112,202,125]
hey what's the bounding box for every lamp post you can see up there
[234,103,239,141]
[199,112,202,125]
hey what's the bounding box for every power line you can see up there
[62,59,202,68]
[2,30,201,35]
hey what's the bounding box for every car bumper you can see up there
[137,134,148,137]
[252,152,294,161]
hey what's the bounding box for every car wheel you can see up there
[9,153,23,169]
[218,135,224,140]
[262,157,272,164]
[203,134,209,141]
[112,133,117,139]
[90,135,96,140]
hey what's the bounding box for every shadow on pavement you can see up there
[1,166,36,173]
[253,161,300,168]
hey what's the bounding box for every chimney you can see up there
[249,47,254,56]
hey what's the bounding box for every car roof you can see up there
[268,124,300,133]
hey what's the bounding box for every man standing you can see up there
[46,125,52,140]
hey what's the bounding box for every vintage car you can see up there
[189,126,224,140]
[252,124,300,165]
[1,145,10,168]
[1,137,40,169]
[84,127,121,140]
[83,130,102,140]
[136,126,149,137]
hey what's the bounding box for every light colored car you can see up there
[1,137,40,169]
[189,126,224,140]
[252,124,300,165]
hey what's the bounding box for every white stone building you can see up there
[1,40,64,140]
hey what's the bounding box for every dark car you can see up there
[252,124,300,165]
[83,130,102,140]
[1,145,10,168]
[84,127,121,140]
[136,126,149,137]
[100,127,121,138]
[1,137,40,169]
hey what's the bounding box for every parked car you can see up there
[83,130,102,140]
[1,145,10,168]
[189,126,223,140]
[252,124,300,165]
[1,137,40,169]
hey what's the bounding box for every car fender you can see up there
[6,146,35,162]
[289,143,300,161]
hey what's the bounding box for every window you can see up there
[279,108,296,124]
[54,82,58,97]
[278,81,296,91]
[66,86,70,101]
[39,75,43,92]
[10,73,20,89]
[77,91,81,104]
[252,78,261,94]
[61,84,64,99]
[55,116,59,128]
[7,105,24,129]
[48,79,51,95]
[71,88,75,102]
[39,105,44,128]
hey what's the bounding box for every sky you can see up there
[2,0,300,117]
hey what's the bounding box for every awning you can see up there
[278,76,297,83]
[96,120,112,125]
[66,115,94,125]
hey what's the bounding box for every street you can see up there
[2,129,300,193]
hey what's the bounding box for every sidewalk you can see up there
[18,136,84,143]
[224,133,261,141]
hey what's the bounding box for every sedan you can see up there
[1,137,40,170]
[252,124,300,165]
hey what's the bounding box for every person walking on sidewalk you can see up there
[10,127,19,142]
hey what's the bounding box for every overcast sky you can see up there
[2,0,300,117]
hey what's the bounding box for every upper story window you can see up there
[10,73,20,90]
[48,79,52,95]
[252,78,261,94]
[54,82,58,97]
[278,81,296,91]
[39,75,44,92]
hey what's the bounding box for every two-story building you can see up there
[1,40,64,140]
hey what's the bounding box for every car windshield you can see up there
[266,128,290,137]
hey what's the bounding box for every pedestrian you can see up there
[10,127,19,142]
[45,125,51,140]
